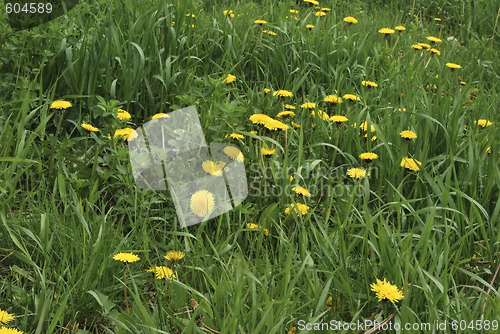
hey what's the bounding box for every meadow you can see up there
[1,0,500,333]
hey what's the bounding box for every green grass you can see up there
[1,0,500,333]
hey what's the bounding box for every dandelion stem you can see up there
[123,264,130,314]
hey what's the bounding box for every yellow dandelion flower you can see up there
[400,130,417,139]
[246,223,269,236]
[324,95,342,104]
[330,115,348,123]
[264,88,271,94]
[418,43,431,49]
[222,74,236,83]
[254,19,267,25]
[370,278,404,302]
[301,102,316,109]
[261,148,276,156]
[362,80,378,87]
[224,146,244,162]
[230,133,244,139]
[321,8,331,12]
[434,18,441,21]
[395,26,405,31]
[81,123,99,132]
[117,109,131,120]
[315,11,326,17]
[412,44,423,50]
[273,90,293,97]
[292,186,311,197]
[430,48,440,55]
[347,168,367,179]
[277,111,296,118]
[290,9,299,14]
[147,266,176,279]
[50,100,72,109]
[113,252,140,263]
[379,28,395,35]
[152,113,170,119]
[401,157,421,171]
[343,94,361,101]
[359,121,375,132]
[306,24,315,30]
[202,160,226,176]
[426,36,442,43]
[0,309,15,325]
[285,104,296,110]
[446,62,462,69]
[344,16,358,24]
[0,328,25,334]
[285,203,310,215]
[190,190,215,217]
[303,0,319,5]
[113,128,135,141]
[475,119,493,127]
[165,251,185,262]
[311,110,329,121]
[292,122,301,129]
[359,152,378,161]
